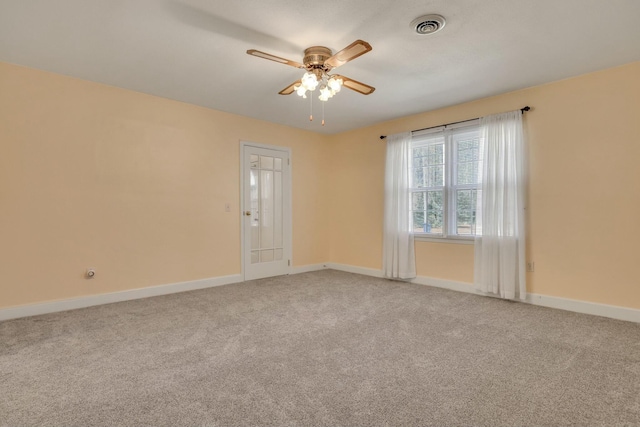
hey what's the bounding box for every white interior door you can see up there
[242,143,291,281]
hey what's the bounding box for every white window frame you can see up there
[410,119,480,244]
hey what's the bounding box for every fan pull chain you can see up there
[309,94,313,121]
[322,101,325,126]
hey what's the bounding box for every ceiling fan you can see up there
[246,40,375,99]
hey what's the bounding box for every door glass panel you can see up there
[261,249,274,262]
[251,218,260,249]
[250,154,259,169]
[250,169,260,249]
[274,158,282,171]
[260,156,274,170]
[251,251,259,264]
[260,170,274,249]
[274,171,283,248]
[274,249,283,261]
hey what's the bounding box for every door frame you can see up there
[239,140,293,281]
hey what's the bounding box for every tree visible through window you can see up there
[410,122,481,239]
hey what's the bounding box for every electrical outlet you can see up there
[526,262,535,272]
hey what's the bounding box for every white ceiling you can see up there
[1,0,639,134]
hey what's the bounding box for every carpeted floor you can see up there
[1,270,640,426]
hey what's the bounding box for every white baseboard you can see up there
[0,264,328,321]
[290,263,328,274]
[0,264,332,321]
[411,275,475,294]
[325,262,384,278]
[3,263,639,324]
[0,274,242,322]
[326,263,640,324]
[524,293,640,324]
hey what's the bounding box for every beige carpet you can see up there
[1,270,640,426]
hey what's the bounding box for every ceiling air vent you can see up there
[411,14,446,35]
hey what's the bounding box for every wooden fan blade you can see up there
[246,49,305,69]
[324,40,372,69]
[279,80,301,95]
[334,75,375,95]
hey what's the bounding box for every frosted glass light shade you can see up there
[328,76,343,92]
[294,84,307,98]
[301,72,319,91]
[319,85,332,101]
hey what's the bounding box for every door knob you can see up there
[244,211,251,216]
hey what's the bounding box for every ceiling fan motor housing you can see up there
[303,46,333,70]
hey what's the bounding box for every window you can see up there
[410,121,481,240]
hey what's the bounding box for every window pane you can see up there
[412,156,426,168]
[457,161,478,185]
[456,189,477,235]
[412,142,444,188]
[457,137,480,185]
[426,165,444,187]
[427,191,443,234]
[412,167,425,188]
[413,146,429,158]
[413,211,426,233]
[428,144,444,165]
[457,139,479,160]
[412,191,425,211]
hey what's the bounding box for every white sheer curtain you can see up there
[474,110,526,299]
[383,131,416,280]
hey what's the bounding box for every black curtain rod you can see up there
[379,106,531,140]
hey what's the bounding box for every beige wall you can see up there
[0,62,330,308]
[329,61,640,309]
[2,60,640,312]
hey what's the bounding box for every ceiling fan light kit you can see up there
[247,40,375,125]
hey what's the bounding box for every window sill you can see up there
[413,235,475,245]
